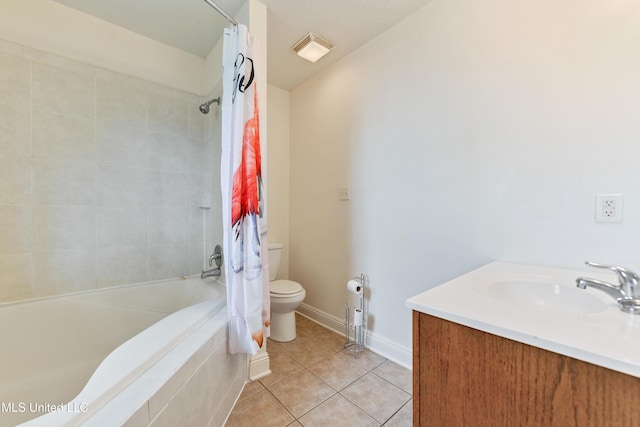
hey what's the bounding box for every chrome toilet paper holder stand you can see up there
[344,273,367,358]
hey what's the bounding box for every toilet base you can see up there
[270,311,297,342]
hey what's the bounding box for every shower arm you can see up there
[199,97,221,114]
[202,0,239,27]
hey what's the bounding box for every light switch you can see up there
[338,186,350,201]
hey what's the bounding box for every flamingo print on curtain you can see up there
[221,24,270,355]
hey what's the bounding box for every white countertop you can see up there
[406,261,640,378]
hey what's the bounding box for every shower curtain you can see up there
[221,24,270,355]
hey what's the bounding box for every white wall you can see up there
[289,0,640,366]
[0,0,206,95]
[267,84,291,278]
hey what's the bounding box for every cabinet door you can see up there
[413,311,640,427]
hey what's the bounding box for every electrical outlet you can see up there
[595,194,623,223]
[603,199,616,217]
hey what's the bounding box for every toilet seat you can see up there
[270,280,303,295]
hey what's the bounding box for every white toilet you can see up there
[268,243,305,342]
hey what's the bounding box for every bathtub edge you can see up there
[77,308,245,426]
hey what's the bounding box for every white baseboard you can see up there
[297,303,347,336]
[248,347,271,381]
[296,303,412,370]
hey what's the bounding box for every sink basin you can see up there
[487,281,609,315]
[406,262,640,378]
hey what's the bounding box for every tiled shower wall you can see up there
[0,39,222,303]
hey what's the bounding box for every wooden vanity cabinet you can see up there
[413,311,640,427]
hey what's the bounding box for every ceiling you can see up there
[52,0,432,90]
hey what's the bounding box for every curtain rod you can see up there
[203,0,239,27]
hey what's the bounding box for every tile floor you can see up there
[226,315,412,427]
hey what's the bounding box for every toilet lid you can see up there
[270,280,303,295]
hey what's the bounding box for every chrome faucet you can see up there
[201,245,223,279]
[576,261,640,313]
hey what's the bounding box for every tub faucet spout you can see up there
[201,268,221,279]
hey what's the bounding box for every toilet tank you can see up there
[267,243,282,281]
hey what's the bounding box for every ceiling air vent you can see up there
[291,32,335,63]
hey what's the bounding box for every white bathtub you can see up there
[0,277,245,427]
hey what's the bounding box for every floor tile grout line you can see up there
[267,332,400,397]
[264,362,382,426]
[258,356,306,389]
[292,389,339,423]
[349,371,412,422]
[309,371,367,394]
[307,335,410,424]
[285,343,368,372]
[262,386,298,424]
[335,389,385,426]
[367,369,413,396]
[263,367,339,425]
[302,362,366,394]
[235,321,410,427]
[380,398,412,426]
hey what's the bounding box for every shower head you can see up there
[199,97,220,114]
